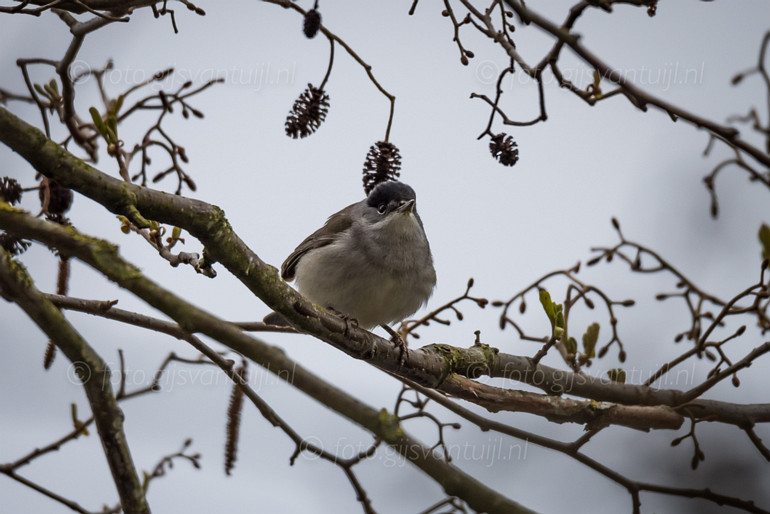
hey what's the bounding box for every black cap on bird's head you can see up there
[366,181,417,215]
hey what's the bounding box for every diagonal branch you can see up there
[0,248,149,514]
[0,205,532,514]
[500,0,770,168]
[0,470,93,514]
[1,107,769,430]
[438,373,683,431]
[43,292,683,431]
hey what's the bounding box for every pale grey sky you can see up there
[2,1,769,513]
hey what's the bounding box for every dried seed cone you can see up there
[0,176,22,205]
[285,84,330,139]
[362,141,402,195]
[489,133,519,167]
[0,233,30,255]
[303,9,322,38]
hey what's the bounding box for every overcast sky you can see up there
[2,1,770,513]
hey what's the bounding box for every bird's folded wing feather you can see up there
[280,203,356,280]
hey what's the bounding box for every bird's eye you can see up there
[377,203,387,214]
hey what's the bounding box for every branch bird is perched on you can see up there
[265,181,436,343]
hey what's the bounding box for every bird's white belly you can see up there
[294,241,432,328]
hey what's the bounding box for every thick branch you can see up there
[501,0,770,168]
[44,292,684,431]
[11,0,157,14]
[0,248,149,514]
[491,352,770,426]
[439,373,683,431]
[0,205,531,514]
[1,106,769,431]
[42,290,760,512]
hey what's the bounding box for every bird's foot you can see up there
[329,307,358,338]
[380,324,407,366]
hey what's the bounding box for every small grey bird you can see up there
[266,181,436,333]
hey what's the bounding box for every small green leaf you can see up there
[582,322,600,358]
[43,82,58,99]
[48,78,59,94]
[89,107,109,138]
[106,115,118,142]
[108,94,124,117]
[564,337,577,354]
[104,124,118,145]
[759,223,770,260]
[167,225,185,246]
[607,368,626,383]
[540,289,567,338]
[33,83,47,97]
[116,215,131,234]
[592,70,603,98]
[553,303,564,338]
[539,289,555,324]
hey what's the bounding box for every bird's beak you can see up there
[396,199,416,214]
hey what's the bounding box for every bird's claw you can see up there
[380,324,407,366]
[329,307,358,338]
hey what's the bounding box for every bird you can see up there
[265,181,436,342]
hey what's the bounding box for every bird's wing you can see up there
[281,204,355,281]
